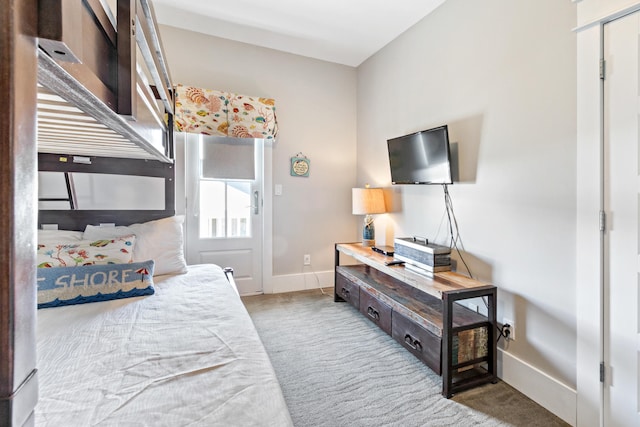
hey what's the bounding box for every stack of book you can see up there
[393,237,451,273]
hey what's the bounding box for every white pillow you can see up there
[83,216,187,276]
[38,229,84,244]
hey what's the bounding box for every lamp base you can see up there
[362,215,375,247]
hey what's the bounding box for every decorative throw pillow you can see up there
[37,235,136,268]
[83,216,187,276]
[37,260,155,309]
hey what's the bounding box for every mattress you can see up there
[35,264,292,426]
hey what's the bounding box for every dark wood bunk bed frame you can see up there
[1,1,184,425]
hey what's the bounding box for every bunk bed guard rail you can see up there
[37,0,174,163]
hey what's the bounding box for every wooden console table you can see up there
[334,243,497,397]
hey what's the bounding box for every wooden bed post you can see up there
[0,0,39,426]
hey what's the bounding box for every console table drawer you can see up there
[360,288,392,334]
[336,271,360,309]
[392,311,441,375]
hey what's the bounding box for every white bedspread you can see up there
[35,264,293,426]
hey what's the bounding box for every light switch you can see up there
[274,184,283,196]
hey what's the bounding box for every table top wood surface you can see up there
[336,243,494,301]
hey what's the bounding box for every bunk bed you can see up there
[1,1,292,425]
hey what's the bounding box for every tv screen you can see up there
[387,125,453,185]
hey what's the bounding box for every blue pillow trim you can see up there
[38,287,154,309]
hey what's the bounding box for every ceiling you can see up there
[151,0,446,67]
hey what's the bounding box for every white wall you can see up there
[356,0,577,423]
[158,25,359,286]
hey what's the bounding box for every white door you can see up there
[603,11,640,427]
[182,133,264,295]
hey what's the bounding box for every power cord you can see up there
[442,185,508,344]
[442,184,473,278]
[302,264,329,296]
[442,185,494,312]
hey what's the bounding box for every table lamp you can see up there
[352,184,386,247]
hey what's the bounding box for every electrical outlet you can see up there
[502,318,515,341]
[304,254,311,265]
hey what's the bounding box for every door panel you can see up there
[199,250,253,277]
[604,12,640,427]
[182,133,263,295]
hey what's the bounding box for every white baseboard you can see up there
[269,270,334,294]
[498,348,577,426]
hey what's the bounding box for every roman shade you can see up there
[174,84,278,141]
[201,136,255,180]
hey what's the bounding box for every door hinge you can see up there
[600,362,605,383]
[600,59,606,80]
[599,210,606,232]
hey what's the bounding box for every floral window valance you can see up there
[174,84,278,140]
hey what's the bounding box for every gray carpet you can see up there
[242,289,569,427]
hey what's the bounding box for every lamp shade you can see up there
[352,187,386,215]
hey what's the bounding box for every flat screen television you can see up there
[387,125,453,185]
